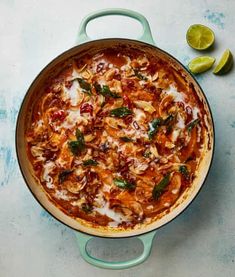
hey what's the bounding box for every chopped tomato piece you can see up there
[80,103,93,116]
[123,94,132,109]
[51,110,66,121]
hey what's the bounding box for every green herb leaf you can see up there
[152,173,171,200]
[83,159,98,166]
[114,178,136,190]
[76,78,92,95]
[179,165,190,180]
[148,115,175,139]
[81,203,93,213]
[133,69,148,81]
[110,107,132,118]
[163,114,175,133]
[76,129,85,145]
[148,118,162,139]
[94,83,121,98]
[68,129,85,155]
[187,118,200,132]
[58,170,73,183]
[68,141,81,155]
[120,136,133,142]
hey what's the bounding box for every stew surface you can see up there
[26,48,208,228]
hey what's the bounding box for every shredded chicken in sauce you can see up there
[26,48,206,228]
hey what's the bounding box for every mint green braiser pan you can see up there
[16,8,214,270]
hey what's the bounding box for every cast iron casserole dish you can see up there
[16,9,214,269]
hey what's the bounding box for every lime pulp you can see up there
[186,24,215,50]
[188,56,215,74]
[213,49,233,75]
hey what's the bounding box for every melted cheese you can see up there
[171,129,181,142]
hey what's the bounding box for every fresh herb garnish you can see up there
[68,129,85,155]
[187,118,200,132]
[133,69,148,81]
[83,159,98,166]
[152,173,171,200]
[163,114,175,133]
[114,178,136,190]
[94,83,121,98]
[76,129,85,143]
[179,165,190,180]
[81,203,93,213]
[147,114,175,139]
[76,78,92,95]
[58,170,73,183]
[110,107,133,118]
[68,141,82,155]
[120,136,133,142]
[148,118,162,139]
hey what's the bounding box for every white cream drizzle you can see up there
[171,188,180,195]
[94,202,128,225]
[42,161,55,189]
[192,106,200,120]
[71,68,82,79]
[65,80,80,106]
[54,190,71,201]
[103,184,111,193]
[37,119,44,128]
[133,108,146,123]
[171,129,181,142]
[58,109,88,130]
[176,113,185,129]
[165,85,185,103]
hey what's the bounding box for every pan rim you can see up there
[15,37,215,238]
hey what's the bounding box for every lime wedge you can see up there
[213,49,233,75]
[188,56,215,74]
[186,24,215,50]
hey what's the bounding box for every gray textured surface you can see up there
[0,0,235,276]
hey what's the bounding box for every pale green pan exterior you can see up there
[76,9,157,269]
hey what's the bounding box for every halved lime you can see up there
[186,24,215,50]
[213,49,233,75]
[188,56,215,74]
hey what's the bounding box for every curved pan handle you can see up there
[75,230,157,270]
[76,8,155,45]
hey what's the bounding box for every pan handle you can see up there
[75,230,157,270]
[76,8,155,45]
